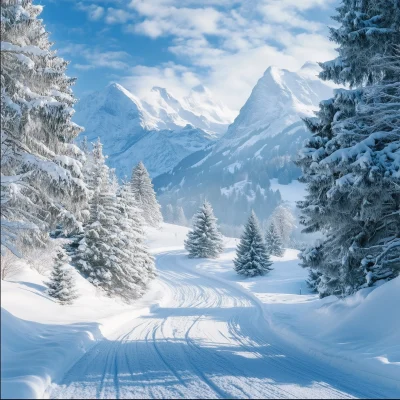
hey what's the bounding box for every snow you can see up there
[1,259,165,399]
[2,223,399,398]
[270,178,307,205]
[217,64,334,152]
[73,83,223,178]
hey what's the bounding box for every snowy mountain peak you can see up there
[150,86,177,103]
[191,84,209,94]
[74,82,233,178]
[298,61,322,80]
[218,63,334,149]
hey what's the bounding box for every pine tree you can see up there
[75,151,156,300]
[47,249,78,305]
[269,205,295,246]
[131,162,162,227]
[117,181,156,290]
[265,223,284,257]
[164,204,174,223]
[1,0,88,252]
[297,0,400,297]
[234,211,272,277]
[175,206,187,226]
[184,201,223,258]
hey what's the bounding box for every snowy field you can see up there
[1,223,399,399]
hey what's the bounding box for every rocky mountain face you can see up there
[153,63,333,234]
[74,83,232,178]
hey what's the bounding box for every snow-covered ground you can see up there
[1,223,399,398]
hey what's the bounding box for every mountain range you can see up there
[74,83,233,178]
[74,62,333,234]
[153,62,333,234]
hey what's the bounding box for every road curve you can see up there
[50,250,391,399]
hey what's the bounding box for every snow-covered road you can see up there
[50,249,391,399]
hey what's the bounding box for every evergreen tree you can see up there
[269,205,295,246]
[175,206,187,226]
[297,0,400,297]
[47,249,78,305]
[265,223,284,257]
[234,211,272,277]
[1,0,88,252]
[164,204,174,223]
[117,181,156,290]
[75,151,156,300]
[184,201,223,258]
[131,162,162,227]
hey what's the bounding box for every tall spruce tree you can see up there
[47,249,78,305]
[131,162,162,227]
[234,211,272,277]
[265,223,284,257]
[185,201,223,258]
[1,0,88,252]
[297,0,400,297]
[117,181,156,290]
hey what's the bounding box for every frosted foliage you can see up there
[75,146,156,301]
[269,205,295,246]
[175,206,187,226]
[164,204,174,223]
[185,201,224,258]
[265,223,284,257]
[131,162,162,227]
[234,211,272,277]
[320,0,400,87]
[47,250,78,305]
[1,0,88,253]
[297,0,400,297]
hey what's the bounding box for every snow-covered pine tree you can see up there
[297,0,400,297]
[265,223,284,257]
[47,249,78,304]
[164,204,174,223]
[269,205,295,246]
[234,211,272,277]
[184,201,223,258]
[75,154,156,300]
[117,181,156,291]
[66,138,106,257]
[131,162,162,227]
[1,0,88,252]
[175,206,187,226]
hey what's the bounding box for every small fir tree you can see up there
[269,205,295,246]
[175,206,187,226]
[47,250,78,305]
[234,211,272,277]
[265,223,284,257]
[184,201,223,258]
[131,162,162,227]
[164,204,174,223]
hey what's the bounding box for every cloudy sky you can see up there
[42,0,338,112]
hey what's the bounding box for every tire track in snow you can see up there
[51,250,393,399]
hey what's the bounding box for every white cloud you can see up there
[77,3,105,21]
[120,63,201,99]
[105,8,134,24]
[74,0,338,112]
[60,44,131,70]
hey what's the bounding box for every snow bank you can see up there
[147,224,400,393]
[1,252,165,399]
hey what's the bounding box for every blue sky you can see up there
[40,0,338,111]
